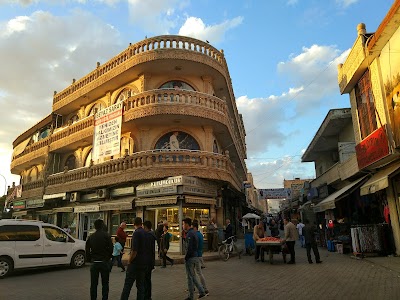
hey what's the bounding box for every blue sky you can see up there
[0,0,395,193]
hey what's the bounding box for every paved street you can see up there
[3,244,400,300]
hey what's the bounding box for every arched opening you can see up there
[155,131,200,150]
[65,155,76,171]
[159,80,195,91]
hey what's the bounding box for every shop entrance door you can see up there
[79,212,104,240]
[144,210,156,230]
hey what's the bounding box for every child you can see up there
[111,236,125,272]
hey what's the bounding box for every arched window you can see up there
[116,88,136,103]
[159,81,195,91]
[155,131,200,150]
[84,149,92,167]
[65,155,76,171]
[89,103,104,116]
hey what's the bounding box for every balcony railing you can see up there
[51,117,94,144]
[53,35,226,106]
[46,150,241,191]
[311,163,340,187]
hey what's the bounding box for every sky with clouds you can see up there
[0,0,395,194]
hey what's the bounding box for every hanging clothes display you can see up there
[350,224,391,255]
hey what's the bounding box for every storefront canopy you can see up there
[242,213,260,219]
[360,163,400,196]
[314,176,368,213]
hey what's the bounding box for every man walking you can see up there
[116,222,128,262]
[193,221,209,296]
[297,219,305,248]
[160,225,174,268]
[303,219,322,264]
[283,217,298,264]
[120,217,147,300]
[183,218,207,300]
[85,219,113,300]
[143,220,156,300]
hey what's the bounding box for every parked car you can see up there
[0,219,86,278]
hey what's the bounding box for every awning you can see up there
[314,176,368,213]
[43,193,67,200]
[185,196,216,205]
[299,200,311,210]
[100,201,133,211]
[12,210,27,217]
[53,207,74,213]
[12,137,31,158]
[135,196,178,206]
[360,163,400,196]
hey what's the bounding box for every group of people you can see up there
[252,217,322,265]
[85,217,210,300]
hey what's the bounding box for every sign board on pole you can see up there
[92,102,123,161]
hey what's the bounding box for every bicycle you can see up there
[218,236,242,261]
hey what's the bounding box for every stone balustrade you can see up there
[53,35,225,105]
[13,136,51,161]
[124,89,227,115]
[51,117,94,144]
[47,150,241,190]
[22,179,44,191]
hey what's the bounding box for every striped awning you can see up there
[185,196,216,205]
[135,196,178,206]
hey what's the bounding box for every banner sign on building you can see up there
[92,102,123,161]
[259,188,291,199]
[355,126,390,169]
[26,199,45,209]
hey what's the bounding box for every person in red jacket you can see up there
[116,222,128,261]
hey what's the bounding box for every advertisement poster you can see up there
[381,26,400,147]
[92,102,123,161]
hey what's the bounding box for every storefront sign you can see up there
[26,199,45,209]
[92,102,123,160]
[53,207,74,213]
[100,202,133,211]
[136,176,183,190]
[137,186,178,197]
[13,200,26,210]
[43,193,67,200]
[74,205,100,213]
[356,126,390,169]
[182,186,217,197]
[110,186,135,197]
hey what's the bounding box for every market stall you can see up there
[256,237,286,264]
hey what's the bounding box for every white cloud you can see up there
[0,10,123,189]
[287,0,298,6]
[127,0,189,34]
[178,16,244,44]
[336,0,359,8]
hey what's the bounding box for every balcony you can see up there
[19,179,44,200]
[52,35,227,112]
[338,36,367,94]
[11,137,50,173]
[45,150,241,194]
[311,163,341,187]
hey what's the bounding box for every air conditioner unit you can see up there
[70,192,80,202]
[97,188,109,199]
[215,197,223,209]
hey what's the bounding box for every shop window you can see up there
[61,213,77,237]
[65,155,76,171]
[159,80,195,91]
[355,70,377,139]
[111,213,136,236]
[154,131,200,151]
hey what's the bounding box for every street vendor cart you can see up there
[256,237,287,264]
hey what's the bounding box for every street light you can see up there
[0,173,7,197]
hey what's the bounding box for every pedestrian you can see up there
[63,224,71,234]
[303,219,322,264]
[160,225,174,268]
[183,217,207,300]
[211,218,219,251]
[283,217,298,264]
[269,219,280,237]
[253,222,265,262]
[297,219,305,248]
[156,220,164,258]
[224,219,233,240]
[206,219,214,252]
[193,220,209,296]
[143,220,157,300]
[116,222,128,263]
[85,219,113,300]
[120,217,147,300]
[110,236,125,272]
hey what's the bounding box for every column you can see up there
[388,182,400,255]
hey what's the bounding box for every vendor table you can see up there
[256,241,286,264]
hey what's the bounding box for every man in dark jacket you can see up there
[183,218,206,300]
[143,220,157,300]
[160,225,174,267]
[224,219,233,240]
[303,219,322,264]
[86,219,113,300]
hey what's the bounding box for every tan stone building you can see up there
[9,35,247,250]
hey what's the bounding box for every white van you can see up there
[0,219,86,278]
